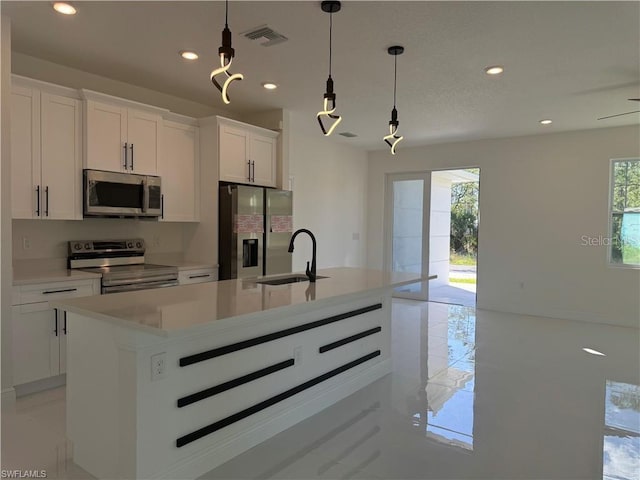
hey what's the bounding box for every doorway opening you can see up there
[428,169,480,307]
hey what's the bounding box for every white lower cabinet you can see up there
[11,278,100,387]
[178,267,218,285]
[11,303,65,384]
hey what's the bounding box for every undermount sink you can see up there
[256,274,328,286]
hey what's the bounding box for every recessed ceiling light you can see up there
[484,65,504,75]
[539,119,553,125]
[582,347,606,356]
[262,82,278,90]
[180,51,199,60]
[53,2,76,15]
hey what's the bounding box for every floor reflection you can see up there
[3,299,640,479]
[603,380,640,480]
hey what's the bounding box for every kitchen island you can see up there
[52,267,427,479]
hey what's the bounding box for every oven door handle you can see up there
[102,280,178,294]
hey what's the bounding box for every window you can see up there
[610,159,640,267]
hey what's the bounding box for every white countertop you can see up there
[52,268,430,337]
[145,253,217,271]
[13,255,216,285]
[13,263,102,286]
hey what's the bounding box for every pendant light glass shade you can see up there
[211,0,243,104]
[383,46,405,154]
[317,1,342,136]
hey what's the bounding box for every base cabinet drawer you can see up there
[178,268,218,285]
[16,279,98,305]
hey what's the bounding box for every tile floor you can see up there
[2,300,639,479]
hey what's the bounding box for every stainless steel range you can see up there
[68,238,179,294]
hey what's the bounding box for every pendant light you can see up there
[210,0,243,104]
[383,46,405,154]
[317,0,342,136]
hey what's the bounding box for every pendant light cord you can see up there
[329,11,333,77]
[393,54,397,108]
[225,0,229,27]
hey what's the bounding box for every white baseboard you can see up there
[14,374,66,398]
[476,300,640,329]
[158,359,391,480]
[1,387,16,412]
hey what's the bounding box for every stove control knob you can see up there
[127,242,133,248]
[74,243,82,251]
[136,241,142,248]
[84,243,90,249]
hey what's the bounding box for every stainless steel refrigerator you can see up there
[218,184,293,280]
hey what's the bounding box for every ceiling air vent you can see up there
[241,25,288,47]
[339,132,358,138]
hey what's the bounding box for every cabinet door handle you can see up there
[252,161,255,182]
[188,274,211,279]
[54,310,58,337]
[45,186,49,217]
[123,142,128,169]
[36,185,40,216]
[247,160,251,181]
[130,143,134,170]
[161,194,164,219]
[63,311,67,335]
[42,288,78,295]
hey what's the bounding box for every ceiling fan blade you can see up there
[597,110,640,120]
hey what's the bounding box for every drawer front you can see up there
[15,279,99,305]
[178,268,217,285]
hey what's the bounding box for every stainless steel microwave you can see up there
[83,169,162,218]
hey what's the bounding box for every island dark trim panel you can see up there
[176,350,381,448]
[177,359,295,408]
[179,303,383,367]
[319,327,382,354]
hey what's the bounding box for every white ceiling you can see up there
[3,1,639,150]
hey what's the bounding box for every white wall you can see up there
[367,126,640,328]
[12,219,185,261]
[429,174,453,288]
[1,15,14,405]
[289,113,368,271]
[12,53,225,119]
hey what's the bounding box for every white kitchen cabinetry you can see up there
[218,117,278,187]
[83,91,165,175]
[11,78,82,220]
[11,279,100,387]
[178,267,217,285]
[159,118,200,222]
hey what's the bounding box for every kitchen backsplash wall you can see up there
[12,219,185,260]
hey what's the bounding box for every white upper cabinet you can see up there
[159,119,200,222]
[11,85,40,219]
[11,78,82,220]
[84,101,127,172]
[250,133,277,187]
[83,91,165,175]
[218,117,278,187]
[41,93,82,220]
[127,108,162,175]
